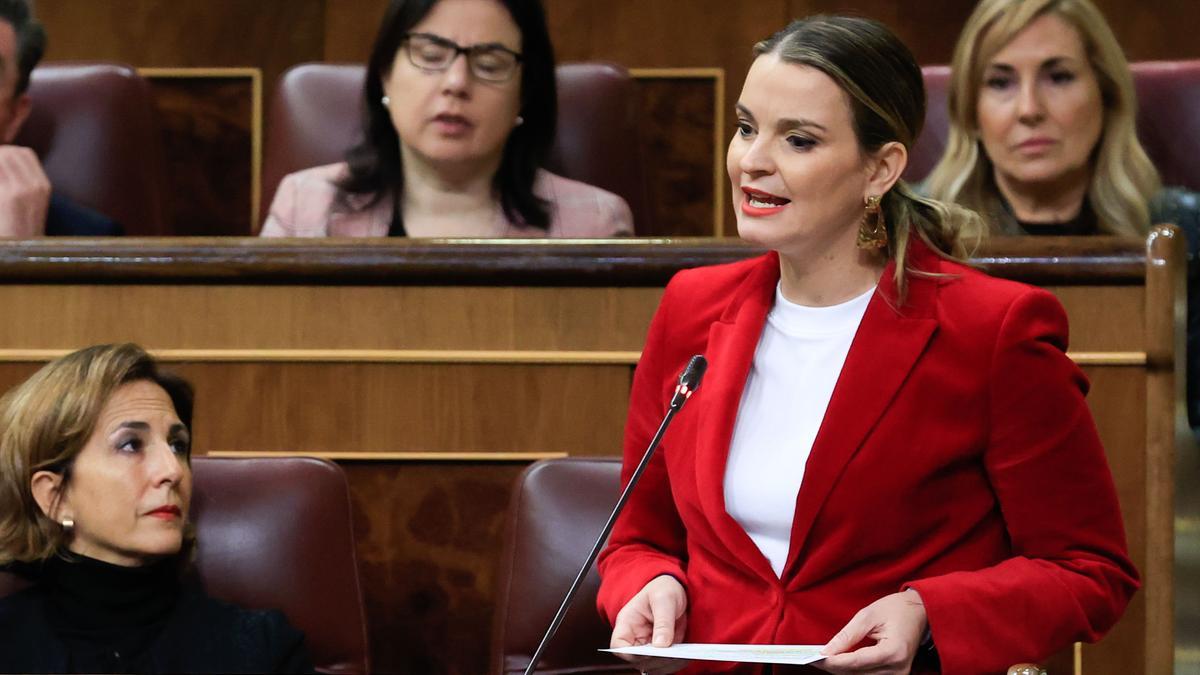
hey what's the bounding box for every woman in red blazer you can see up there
[596,15,1137,675]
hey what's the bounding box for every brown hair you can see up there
[755,15,983,298]
[0,343,194,565]
[0,0,46,98]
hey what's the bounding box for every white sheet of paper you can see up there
[603,643,826,665]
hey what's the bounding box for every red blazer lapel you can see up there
[692,254,780,580]
[783,245,942,582]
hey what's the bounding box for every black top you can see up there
[0,554,313,674]
[1006,198,1099,236]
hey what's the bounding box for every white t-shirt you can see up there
[723,282,874,577]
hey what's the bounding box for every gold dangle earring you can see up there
[856,195,888,250]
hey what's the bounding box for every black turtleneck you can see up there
[997,194,1099,236]
[42,554,180,672]
[0,553,315,674]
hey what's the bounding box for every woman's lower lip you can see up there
[432,118,472,136]
[740,196,788,217]
[147,511,179,520]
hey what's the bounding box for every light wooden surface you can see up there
[0,285,664,351]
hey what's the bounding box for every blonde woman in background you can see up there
[926,0,1200,430]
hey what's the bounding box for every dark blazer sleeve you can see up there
[155,589,316,674]
[254,609,317,674]
[596,273,693,624]
[45,193,124,236]
[906,287,1139,672]
[202,606,315,674]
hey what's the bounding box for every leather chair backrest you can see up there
[491,457,635,674]
[906,60,1200,192]
[0,456,370,675]
[189,457,369,674]
[13,63,167,235]
[904,65,951,184]
[261,62,649,232]
[1130,60,1200,192]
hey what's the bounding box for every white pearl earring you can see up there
[61,517,74,532]
[381,95,391,106]
[515,115,524,127]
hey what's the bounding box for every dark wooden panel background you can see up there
[37,0,1196,115]
[33,0,1200,236]
[146,76,255,236]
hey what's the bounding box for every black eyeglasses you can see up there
[402,32,523,83]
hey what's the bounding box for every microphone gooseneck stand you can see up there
[522,355,708,675]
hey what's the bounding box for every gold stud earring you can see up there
[857,195,888,250]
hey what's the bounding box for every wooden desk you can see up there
[0,233,1184,674]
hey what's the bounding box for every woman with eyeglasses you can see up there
[261,0,634,238]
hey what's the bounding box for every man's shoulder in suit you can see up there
[45,192,123,236]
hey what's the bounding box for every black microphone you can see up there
[669,355,708,408]
[523,355,708,675]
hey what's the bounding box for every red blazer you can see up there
[596,241,1139,674]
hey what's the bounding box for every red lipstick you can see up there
[146,505,181,520]
[740,187,790,217]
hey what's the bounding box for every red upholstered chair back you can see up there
[0,456,369,675]
[1129,60,1200,192]
[261,62,649,232]
[12,63,168,235]
[903,65,951,183]
[907,60,1200,191]
[189,457,369,674]
[491,457,636,675]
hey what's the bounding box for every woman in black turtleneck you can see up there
[0,344,313,674]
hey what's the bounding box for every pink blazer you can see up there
[260,162,634,238]
[597,240,1137,674]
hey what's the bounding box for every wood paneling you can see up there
[1092,0,1200,62]
[0,362,632,457]
[1084,366,1149,674]
[185,362,629,456]
[0,235,1148,284]
[37,0,325,95]
[323,0,390,63]
[0,285,662,351]
[1048,286,1145,352]
[344,461,526,675]
[144,74,257,236]
[632,74,721,237]
[321,0,1200,71]
[787,1,979,65]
